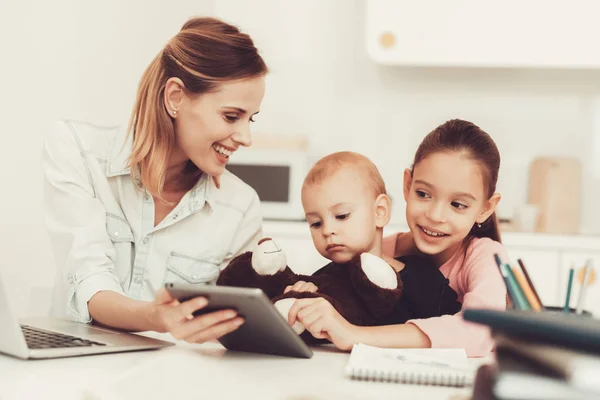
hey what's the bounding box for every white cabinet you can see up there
[366,0,600,68]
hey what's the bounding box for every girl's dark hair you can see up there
[411,119,502,243]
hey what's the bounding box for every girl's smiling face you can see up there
[403,151,500,265]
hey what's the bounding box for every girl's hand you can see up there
[287,297,360,351]
[149,288,244,343]
[284,281,318,294]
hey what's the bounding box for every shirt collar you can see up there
[105,125,132,177]
[190,173,217,212]
[105,124,217,212]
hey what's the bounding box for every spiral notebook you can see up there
[344,344,472,387]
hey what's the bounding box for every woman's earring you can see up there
[172,110,177,116]
[477,222,482,229]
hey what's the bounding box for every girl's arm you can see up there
[382,231,418,258]
[382,235,507,356]
[287,299,433,351]
[404,239,508,357]
[352,323,431,349]
[294,236,506,355]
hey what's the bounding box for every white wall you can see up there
[0,0,214,316]
[214,0,600,231]
[1,0,599,317]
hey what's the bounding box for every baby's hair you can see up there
[302,151,387,197]
[411,119,501,243]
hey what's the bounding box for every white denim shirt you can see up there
[43,120,262,322]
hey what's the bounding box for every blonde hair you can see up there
[302,151,387,197]
[127,17,268,198]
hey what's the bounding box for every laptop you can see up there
[0,279,174,359]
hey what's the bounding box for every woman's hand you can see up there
[284,280,318,294]
[149,288,244,343]
[287,297,360,351]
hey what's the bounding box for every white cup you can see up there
[517,204,540,232]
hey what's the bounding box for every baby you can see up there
[302,151,401,269]
[298,151,462,324]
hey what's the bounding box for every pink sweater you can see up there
[382,234,508,357]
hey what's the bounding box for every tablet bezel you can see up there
[165,283,313,359]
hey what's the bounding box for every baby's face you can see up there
[302,169,379,263]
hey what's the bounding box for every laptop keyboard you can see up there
[20,325,107,349]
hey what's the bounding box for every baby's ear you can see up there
[374,194,392,228]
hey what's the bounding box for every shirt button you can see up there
[172,214,179,220]
[143,237,149,244]
[67,274,75,284]
[134,276,142,284]
[114,231,119,237]
[191,275,198,280]
[144,195,149,201]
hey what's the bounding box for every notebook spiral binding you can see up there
[348,367,467,387]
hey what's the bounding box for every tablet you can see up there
[165,283,313,359]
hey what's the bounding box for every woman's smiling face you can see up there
[170,76,266,176]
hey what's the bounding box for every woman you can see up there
[43,17,268,343]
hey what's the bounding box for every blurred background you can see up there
[1,0,599,316]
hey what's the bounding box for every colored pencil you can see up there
[517,259,544,309]
[511,266,542,311]
[494,254,530,310]
[575,259,593,315]
[563,267,574,313]
[504,263,531,310]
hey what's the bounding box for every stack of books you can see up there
[463,255,599,399]
[464,306,600,399]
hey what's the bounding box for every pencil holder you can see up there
[544,306,593,317]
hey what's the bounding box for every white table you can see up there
[0,336,490,400]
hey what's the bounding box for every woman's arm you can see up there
[43,121,127,323]
[88,291,157,331]
[87,191,264,332]
[88,289,243,341]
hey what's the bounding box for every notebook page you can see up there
[344,344,472,386]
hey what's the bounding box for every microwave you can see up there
[226,148,309,221]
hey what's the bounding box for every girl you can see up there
[287,119,507,357]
